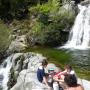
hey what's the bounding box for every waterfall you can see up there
[62,4,90,49]
[0,55,13,90]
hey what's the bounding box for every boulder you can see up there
[8,35,27,53]
[10,53,59,90]
[78,78,90,90]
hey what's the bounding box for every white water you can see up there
[0,55,13,90]
[62,4,90,49]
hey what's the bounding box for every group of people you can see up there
[37,60,84,90]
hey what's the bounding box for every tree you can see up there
[0,0,48,21]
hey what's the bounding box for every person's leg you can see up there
[59,81,67,90]
[53,82,59,90]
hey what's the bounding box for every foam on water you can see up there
[0,55,13,90]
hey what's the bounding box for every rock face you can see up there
[78,78,90,90]
[62,1,78,15]
[9,53,59,90]
[8,35,27,53]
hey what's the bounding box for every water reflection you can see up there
[68,50,90,70]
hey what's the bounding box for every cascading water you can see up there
[62,4,90,49]
[0,55,13,90]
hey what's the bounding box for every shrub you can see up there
[26,1,75,47]
[50,7,75,30]
[29,3,52,15]
[0,21,11,58]
[36,23,61,47]
[27,6,75,47]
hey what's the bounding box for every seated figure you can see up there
[37,59,51,90]
[53,65,76,89]
[64,74,84,90]
[53,65,75,82]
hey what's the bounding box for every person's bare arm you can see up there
[43,77,49,86]
[60,70,67,75]
[53,75,64,83]
[58,79,64,82]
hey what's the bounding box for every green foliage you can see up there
[76,69,90,81]
[52,0,61,8]
[0,0,49,21]
[29,0,63,16]
[38,13,49,25]
[0,21,11,55]
[11,19,31,35]
[36,23,61,47]
[0,0,28,21]
[28,5,75,47]
[10,0,75,47]
[50,7,75,30]
[0,0,74,21]
[29,3,52,15]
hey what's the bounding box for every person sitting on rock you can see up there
[52,64,77,89]
[53,65,76,82]
[37,59,51,89]
[64,74,84,90]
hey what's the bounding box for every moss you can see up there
[75,69,90,81]
[0,21,11,55]
[23,46,71,67]
[29,3,53,15]
[23,46,90,81]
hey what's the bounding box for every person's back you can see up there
[37,60,52,90]
[37,65,45,82]
[64,74,84,90]
[37,60,48,83]
[65,84,83,90]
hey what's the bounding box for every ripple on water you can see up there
[66,49,90,70]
